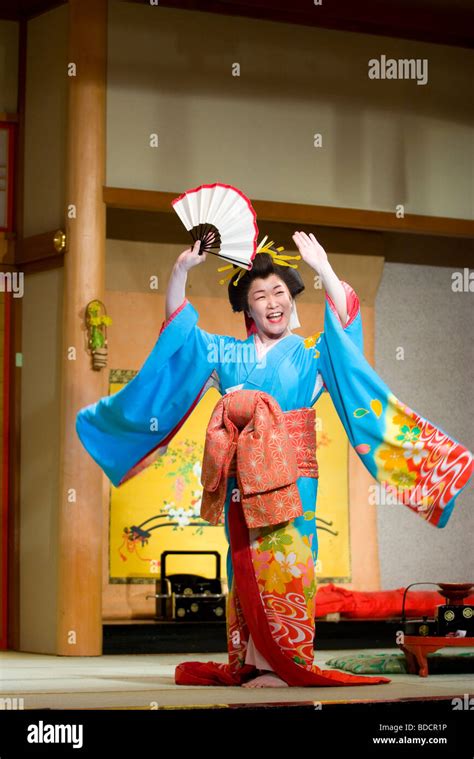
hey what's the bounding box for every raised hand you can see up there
[292,231,348,324]
[176,239,207,271]
[292,231,329,274]
[176,232,216,271]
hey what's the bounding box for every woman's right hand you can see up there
[167,232,216,318]
[176,232,214,271]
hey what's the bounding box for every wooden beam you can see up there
[104,186,175,213]
[0,0,67,22]
[57,0,108,657]
[123,0,474,49]
[15,230,65,265]
[104,186,474,239]
[1,0,474,48]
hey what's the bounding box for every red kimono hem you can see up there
[175,498,392,688]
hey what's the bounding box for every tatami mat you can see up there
[1,648,473,709]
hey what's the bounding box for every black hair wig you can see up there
[227,250,305,313]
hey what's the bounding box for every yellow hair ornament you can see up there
[217,235,301,286]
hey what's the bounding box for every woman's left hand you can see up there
[293,230,348,325]
[292,231,329,274]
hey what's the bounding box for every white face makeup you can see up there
[246,274,293,341]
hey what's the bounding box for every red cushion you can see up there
[315,583,356,615]
[315,583,474,619]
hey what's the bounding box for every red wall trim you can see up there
[1,292,11,649]
[0,122,16,233]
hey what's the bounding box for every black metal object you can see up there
[436,605,474,636]
[401,581,474,636]
[400,582,438,626]
[148,550,226,622]
[402,618,437,636]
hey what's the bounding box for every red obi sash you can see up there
[200,390,318,528]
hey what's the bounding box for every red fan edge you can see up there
[171,182,259,267]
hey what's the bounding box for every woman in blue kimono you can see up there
[76,232,473,689]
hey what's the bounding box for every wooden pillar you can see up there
[57,0,108,655]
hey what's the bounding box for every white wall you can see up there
[107,1,473,219]
[375,263,474,588]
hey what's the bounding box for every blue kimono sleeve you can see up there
[76,298,224,487]
[309,281,362,405]
[317,282,473,528]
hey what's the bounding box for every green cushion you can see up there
[325,652,474,675]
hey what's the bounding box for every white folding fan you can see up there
[172,183,259,269]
